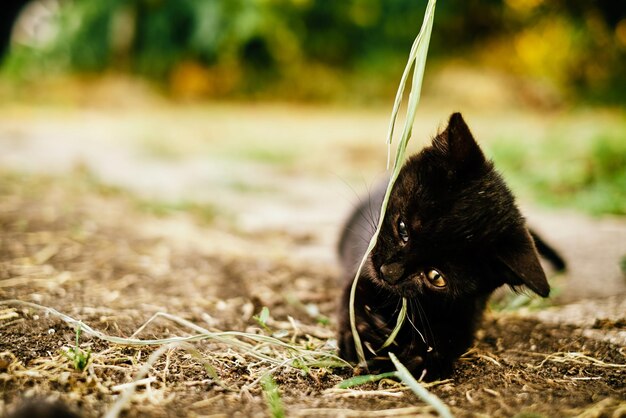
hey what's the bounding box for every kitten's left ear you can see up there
[434,112,486,172]
[496,227,550,297]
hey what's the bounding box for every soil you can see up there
[0,103,625,417]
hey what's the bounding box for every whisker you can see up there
[365,185,379,231]
[412,297,437,351]
[407,299,429,347]
[359,209,378,234]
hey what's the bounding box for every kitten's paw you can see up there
[338,326,357,363]
[338,317,390,364]
[369,352,424,374]
[397,354,425,375]
[359,306,397,351]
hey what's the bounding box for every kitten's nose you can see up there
[380,262,404,284]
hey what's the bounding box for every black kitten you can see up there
[337,112,563,380]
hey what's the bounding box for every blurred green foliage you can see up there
[3,0,626,102]
[490,129,626,216]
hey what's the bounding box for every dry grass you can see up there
[0,170,624,417]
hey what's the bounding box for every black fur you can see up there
[337,113,564,380]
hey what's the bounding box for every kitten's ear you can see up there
[434,112,486,171]
[496,228,550,297]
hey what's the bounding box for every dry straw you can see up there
[0,299,348,418]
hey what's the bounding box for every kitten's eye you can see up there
[397,220,409,243]
[426,269,446,288]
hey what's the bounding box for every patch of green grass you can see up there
[226,146,298,167]
[133,199,220,224]
[261,374,285,418]
[489,131,626,216]
[490,289,558,312]
[63,326,91,372]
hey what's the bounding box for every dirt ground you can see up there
[0,101,625,417]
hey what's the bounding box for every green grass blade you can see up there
[388,352,452,418]
[387,0,437,167]
[385,31,422,169]
[336,371,398,389]
[349,0,437,368]
[395,0,437,164]
[261,374,285,418]
[379,297,407,350]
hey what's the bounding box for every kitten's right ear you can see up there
[433,112,486,172]
[496,228,550,297]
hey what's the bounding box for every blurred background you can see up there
[0,0,625,299]
[3,0,626,104]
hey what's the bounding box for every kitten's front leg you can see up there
[338,293,424,374]
[338,310,394,373]
[337,295,391,366]
[339,319,425,375]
